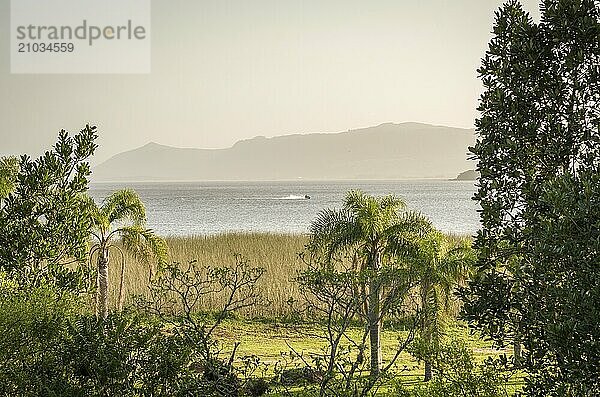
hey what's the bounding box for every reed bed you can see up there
[109,232,309,317]
[109,232,472,318]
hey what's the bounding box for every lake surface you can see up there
[88,180,479,236]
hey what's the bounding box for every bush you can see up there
[0,126,98,293]
[277,367,322,386]
[401,338,510,397]
[0,274,82,396]
[0,274,246,396]
[243,378,270,397]
[65,312,199,396]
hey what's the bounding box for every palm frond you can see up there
[119,225,168,267]
[308,208,362,263]
[77,193,107,232]
[378,194,406,213]
[343,190,369,213]
[413,230,475,323]
[101,189,146,226]
[388,211,433,236]
[344,190,407,237]
[141,229,169,267]
[439,240,476,281]
[385,211,434,259]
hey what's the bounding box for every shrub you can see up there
[0,274,82,396]
[0,274,240,396]
[402,338,510,397]
[243,378,270,397]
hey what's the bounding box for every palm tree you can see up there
[307,190,429,377]
[85,189,168,319]
[411,231,475,381]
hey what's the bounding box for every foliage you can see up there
[521,168,600,396]
[278,253,418,396]
[461,0,600,394]
[0,273,82,396]
[408,231,475,381]
[0,125,98,292]
[242,378,270,397]
[63,312,199,397]
[0,266,269,397]
[403,338,511,397]
[0,156,19,202]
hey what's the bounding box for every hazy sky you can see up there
[0,0,541,163]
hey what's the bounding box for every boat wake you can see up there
[278,195,307,200]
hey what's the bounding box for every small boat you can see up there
[304,195,311,200]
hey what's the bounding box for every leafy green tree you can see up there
[0,126,98,292]
[461,0,600,393]
[85,189,167,319]
[411,231,474,381]
[307,190,429,377]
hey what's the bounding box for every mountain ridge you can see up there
[92,122,476,182]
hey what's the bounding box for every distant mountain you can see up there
[454,170,479,181]
[92,123,476,182]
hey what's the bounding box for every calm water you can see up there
[88,180,479,236]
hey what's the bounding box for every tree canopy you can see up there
[461,0,600,394]
[0,125,98,292]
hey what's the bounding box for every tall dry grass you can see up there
[108,233,309,317]
[108,232,473,318]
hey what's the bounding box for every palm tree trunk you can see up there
[368,249,382,377]
[513,331,522,368]
[421,281,433,382]
[424,356,433,382]
[118,255,125,311]
[97,248,109,320]
[148,263,154,283]
[368,280,381,377]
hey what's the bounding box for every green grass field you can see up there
[212,320,525,394]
